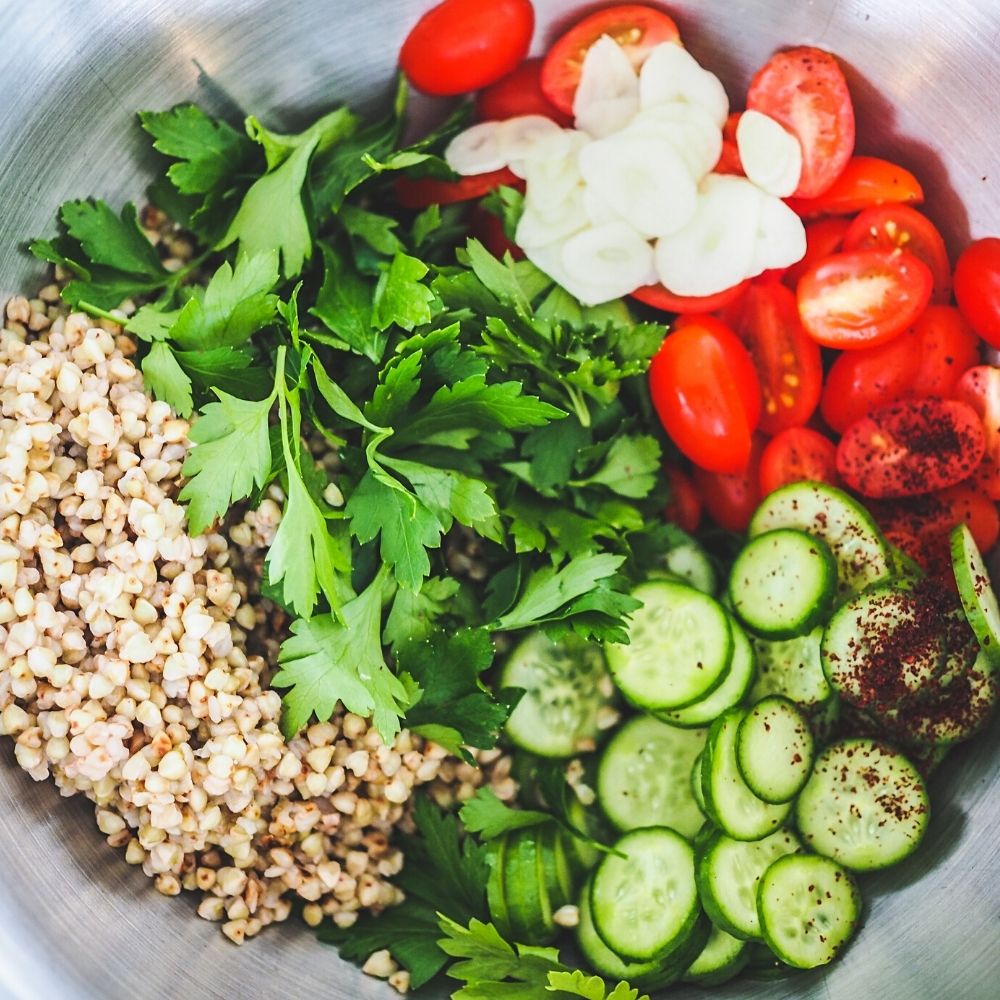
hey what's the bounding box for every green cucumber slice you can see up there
[750,627,831,708]
[951,522,1000,664]
[681,924,750,985]
[736,696,814,804]
[503,828,553,942]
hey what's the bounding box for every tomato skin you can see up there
[468,206,523,261]
[715,112,744,176]
[400,0,535,96]
[797,248,934,349]
[759,427,839,496]
[786,156,924,218]
[953,237,1000,348]
[907,306,979,398]
[955,365,1000,500]
[836,398,986,499]
[648,322,762,474]
[693,435,765,533]
[664,464,702,533]
[843,205,951,304]
[632,280,750,315]
[475,57,572,125]
[394,168,522,209]
[540,4,681,114]
[783,218,850,289]
[726,282,823,434]
[746,47,855,198]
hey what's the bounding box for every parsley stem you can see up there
[75,301,128,324]
[563,384,591,429]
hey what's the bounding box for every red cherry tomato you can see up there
[746,47,855,198]
[715,112,744,176]
[954,237,1000,348]
[725,282,823,434]
[394,167,522,209]
[475,57,572,125]
[664,464,702,534]
[693,435,765,533]
[631,280,750,316]
[783,217,850,289]
[786,157,924,218]
[797,249,933,349]
[400,0,535,96]
[820,328,922,434]
[648,321,762,475]
[836,398,986,499]
[955,366,1000,500]
[468,206,523,260]
[759,427,839,496]
[907,306,980,398]
[843,205,951,304]
[540,4,681,115]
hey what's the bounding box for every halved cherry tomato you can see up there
[746,47,855,198]
[664,464,702,533]
[783,217,850,289]
[820,328,922,434]
[714,112,744,176]
[797,249,933,349]
[648,321,762,474]
[475,57,572,125]
[907,306,979,398]
[786,156,924,218]
[693,435,765,533]
[632,280,750,315]
[759,427,839,496]
[468,206,523,260]
[394,167,522,209]
[725,282,823,434]
[540,4,681,115]
[880,526,930,572]
[954,237,1000,348]
[400,0,535,96]
[955,366,1000,500]
[843,205,951,303]
[836,398,986,499]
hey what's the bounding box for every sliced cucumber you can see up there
[728,529,837,639]
[702,709,791,841]
[736,696,814,804]
[796,738,929,871]
[690,751,706,815]
[749,481,892,594]
[502,631,614,757]
[658,618,756,728]
[486,837,512,937]
[564,796,602,876]
[664,541,717,595]
[757,854,861,969]
[539,824,573,912]
[750,627,831,708]
[606,581,733,711]
[951,522,1000,665]
[596,715,708,838]
[887,541,925,583]
[696,828,801,940]
[821,582,944,711]
[503,828,554,942]
[591,827,699,961]
[682,924,750,986]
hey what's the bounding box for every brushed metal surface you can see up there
[1,2,998,998]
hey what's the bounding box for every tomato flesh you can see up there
[632,280,750,315]
[540,4,681,114]
[664,464,703,533]
[394,167,522,209]
[715,112,744,176]
[955,366,1000,501]
[648,321,762,474]
[693,435,765,533]
[837,398,986,499]
[786,156,924,218]
[726,282,823,434]
[760,427,839,496]
[400,0,535,96]
[954,237,1000,348]
[475,57,572,125]
[783,217,850,289]
[843,204,951,304]
[797,248,933,349]
[746,47,855,198]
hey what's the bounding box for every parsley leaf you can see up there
[383,575,461,653]
[174,345,271,399]
[272,565,410,740]
[459,788,550,840]
[309,244,381,362]
[141,341,194,417]
[571,435,662,499]
[548,971,649,1000]
[399,628,516,762]
[372,252,436,333]
[340,203,404,257]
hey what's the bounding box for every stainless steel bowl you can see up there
[1,2,998,998]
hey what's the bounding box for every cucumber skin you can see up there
[695,830,758,942]
[503,829,555,943]
[681,928,751,986]
[735,695,814,804]
[485,838,512,938]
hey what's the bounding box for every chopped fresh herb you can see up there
[459,788,550,840]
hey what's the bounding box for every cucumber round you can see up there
[796,738,929,871]
[596,715,708,838]
[750,627,831,708]
[486,837,512,937]
[503,828,554,942]
[951,522,1000,665]
[606,581,733,712]
[502,631,613,758]
[664,541,717,595]
[590,827,699,961]
[729,529,837,639]
[736,696,814,804]
[681,924,750,986]
[757,854,861,969]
